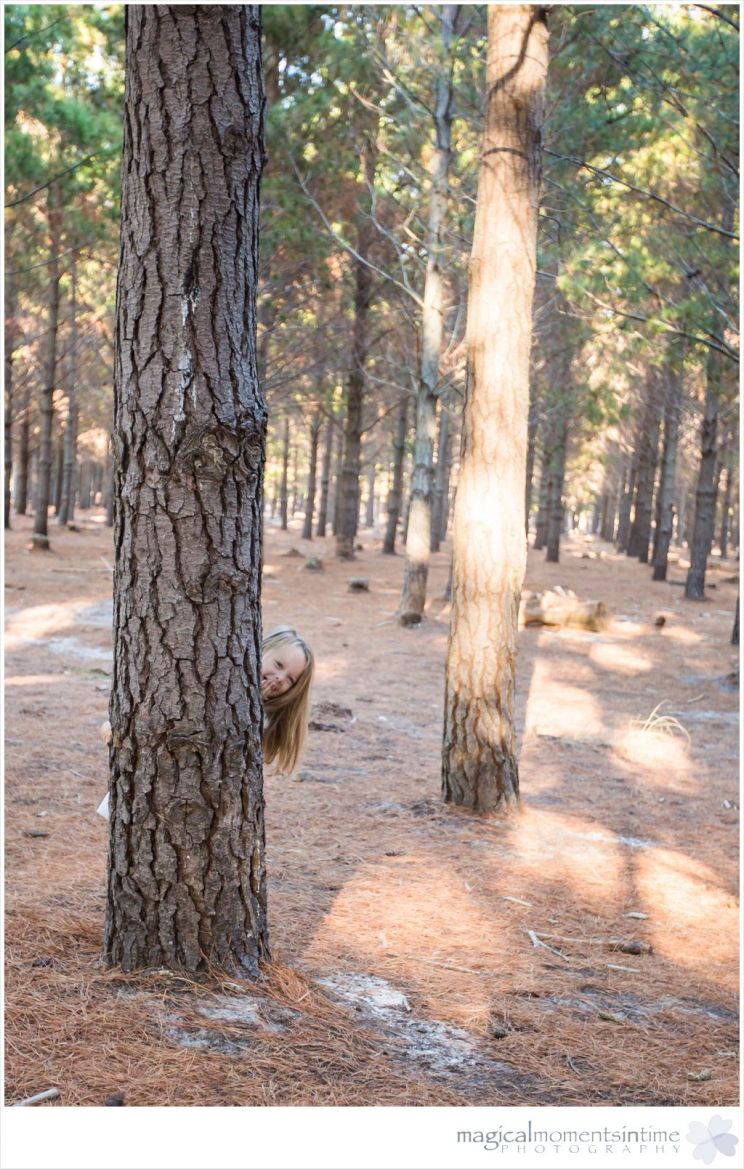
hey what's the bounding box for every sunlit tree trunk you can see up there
[442,3,548,814]
[105,4,269,974]
[628,370,661,562]
[383,393,408,554]
[32,192,62,551]
[652,362,682,582]
[398,5,457,620]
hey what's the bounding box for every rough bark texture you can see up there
[105,5,269,975]
[398,6,457,619]
[442,4,548,814]
[302,410,321,539]
[32,195,62,550]
[383,395,408,554]
[652,363,682,582]
[315,415,333,537]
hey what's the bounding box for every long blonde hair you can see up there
[262,626,314,775]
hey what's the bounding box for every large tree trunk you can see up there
[442,4,548,813]
[545,414,568,563]
[302,409,321,540]
[652,361,682,582]
[398,6,457,620]
[383,394,409,554]
[315,415,333,537]
[431,401,451,553]
[105,4,269,975]
[32,195,62,550]
[58,250,79,526]
[279,414,289,531]
[628,371,662,562]
[685,351,722,599]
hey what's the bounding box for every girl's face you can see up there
[261,642,307,699]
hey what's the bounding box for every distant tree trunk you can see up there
[363,460,375,527]
[53,429,64,514]
[652,362,682,582]
[59,251,79,525]
[442,3,548,813]
[616,442,639,552]
[104,442,114,528]
[331,420,344,538]
[534,445,549,550]
[79,461,92,510]
[732,595,739,646]
[719,452,733,559]
[383,394,408,554]
[290,443,299,516]
[431,402,450,553]
[628,372,662,562]
[280,415,289,531]
[398,5,457,619]
[4,267,18,529]
[545,415,568,563]
[336,142,376,559]
[14,383,31,516]
[685,355,722,599]
[105,4,269,974]
[302,410,321,539]
[32,193,62,550]
[316,415,333,537]
[525,394,539,535]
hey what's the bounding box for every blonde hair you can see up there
[262,626,314,775]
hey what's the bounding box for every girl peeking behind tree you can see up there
[97,625,314,817]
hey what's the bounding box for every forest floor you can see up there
[4,509,740,1108]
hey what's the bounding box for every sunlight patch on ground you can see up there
[634,848,740,981]
[589,641,653,676]
[524,657,605,739]
[658,625,704,646]
[5,598,102,646]
[5,673,70,688]
[611,726,693,788]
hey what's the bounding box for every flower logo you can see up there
[687,1116,739,1165]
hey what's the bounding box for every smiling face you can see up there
[261,641,308,699]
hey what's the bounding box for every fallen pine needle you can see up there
[502,895,532,907]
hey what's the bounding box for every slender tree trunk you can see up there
[331,419,344,538]
[59,251,79,525]
[14,383,31,516]
[652,362,682,582]
[105,5,269,974]
[32,195,62,550]
[364,460,376,527]
[290,444,299,516]
[525,394,539,536]
[280,415,289,531]
[685,351,723,599]
[383,394,409,554]
[545,415,568,563]
[442,3,548,813]
[315,415,333,537]
[732,594,739,646]
[616,442,639,552]
[336,146,376,560]
[104,442,114,528]
[534,444,549,550]
[398,6,457,620]
[4,267,18,529]
[53,428,64,514]
[628,371,662,562]
[719,455,733,559]
[431,402,451,553]
[302,410,321,540]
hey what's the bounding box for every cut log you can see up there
[522,590,611,632]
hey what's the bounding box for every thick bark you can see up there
[105,5,269,975]
[58,251,79,526]
[398,6,457,619]
[383,395,408,554]
[545,415,568,563]
[627,372,662,562]
[279,415,289,530]
[32,195,62,550]
[442,4,547,814]
[431,402,450,553]
[652,364,682,582]
[315,415,333,537]
[302,410,321,539]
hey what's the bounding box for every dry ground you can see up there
[4,509,740,1107]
